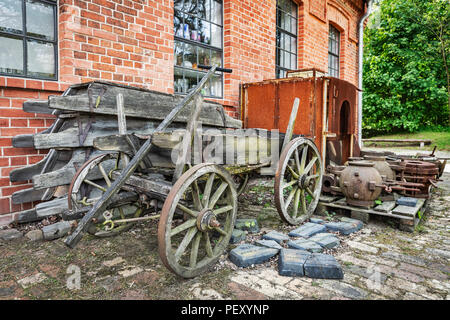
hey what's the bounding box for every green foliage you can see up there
[363,0,450,136]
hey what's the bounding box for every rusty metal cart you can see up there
[63,66,323,278]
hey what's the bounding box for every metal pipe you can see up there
[357,0,374,147]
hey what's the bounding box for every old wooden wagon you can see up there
[58,66,324,278]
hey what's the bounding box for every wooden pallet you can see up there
[318,195,428,232]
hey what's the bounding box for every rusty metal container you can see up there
[339,161,383,207]
[363,155,395,181]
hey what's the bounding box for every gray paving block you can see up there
[262,230,289,244]
[310,218,325,224]
[287,238,323,253]
[396,197,418,207]
[0,228,23,241]
[309,233,340,249]
[255,239,283,250]
[278,248,311,276]
[235,218,260,233]
[229,244,279,268]
[324,221,362,235]
[230,229,246,244]
[374,201,396,212]
[304,253,343,279]
[288,222,326,238]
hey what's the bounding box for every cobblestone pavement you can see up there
[0,173,449,300]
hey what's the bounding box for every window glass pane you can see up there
[291,53,296,70]
[184,69,199,93]
[174,12,183,37]
[211,24,221,48]
[0,36,23,75]
[284,34,290,52]
[290,36,296,53]
[211,49,221,67]
[211,0,222,25]
[183,0,195,14]
[284,51,290,69]
[210,73,222,97]
[198,0,209,20]
[198,46,210,67]
[27,39,55,78]
[26,0,54,41]
[174,0,183,11]
[0,0,23,34]
[174,67,184,93]
[199,20,211,44]
[183,42,196,68]
[290,16,296,35]
[174,41,183,66]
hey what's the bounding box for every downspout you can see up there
[357,0,374,147]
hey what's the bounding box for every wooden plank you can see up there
[49,92,242,128]
[12,134,35,148]
[362,138,431,144]
[36,197,68,217]
[23,100,53,114]
[15,208,42,224]
[11,188,49,204]
[282,97,300,150]
[111,171,172,197]
[392,199,425,217]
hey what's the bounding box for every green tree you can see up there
[362,0,449,136]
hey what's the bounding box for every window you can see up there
[328,25,340,78]
[174,0,223,98]
[0,0,57,80]
[276,0,297,79]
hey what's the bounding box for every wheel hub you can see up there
[297,174,307,189]
[197,209,220,232]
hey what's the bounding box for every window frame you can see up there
[275,0,298,79]
[328,24,340,78]
[0,0,58,81]
[173,0,224,99]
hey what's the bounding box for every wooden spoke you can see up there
[213,227,228,237]
[304,156,318,174]
[189,232,202,268]
[208,181,228,209]
[83,179,106,192]
[284,186,298,210]
[176,203,198,218]
[191,179,202,210]
[213,205,233,215]
[98,163,111,187]
[175,227,198,263]
[305,187,315,199]
[202,173,215,207]
[292,188,300,218]
[299,145,308,173]
[282,179,298,189]
[204,232,213,257]
[294,148,301,174]
[307,173,320,180]
[287,165,299,179]
[300,190,307,215]
[170,219,197,237]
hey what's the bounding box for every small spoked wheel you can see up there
[275,137,323,225]
[158,163,237,278]
[68,153,142,238]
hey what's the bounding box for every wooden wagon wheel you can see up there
[158,163,237,278]
[275,137,323,225]
[68,153,143,238]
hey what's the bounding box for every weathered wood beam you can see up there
[23,100,53,114]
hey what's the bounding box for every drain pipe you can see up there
[357,0,374,147]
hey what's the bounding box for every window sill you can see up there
[0,76,69,92]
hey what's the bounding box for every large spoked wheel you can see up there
[68,153,142,238]
[275,137,323,225]
[158,163,238,278]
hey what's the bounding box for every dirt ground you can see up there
[0,169,449,300]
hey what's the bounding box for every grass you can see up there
[365,130,450,151]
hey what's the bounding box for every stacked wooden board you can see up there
[9,81,242,224]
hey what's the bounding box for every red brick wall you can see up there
[0,0,365,223]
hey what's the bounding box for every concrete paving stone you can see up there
[324,221,363,235]
[308,233,340,249]
[287,238,323,253]
[380,251,428,267]
[425,248,450,259]
[304,253,344,279]
[397,197,418,207]
[227,281,268,300]
[346,241,379,254]
[229,244,279,268]
[230,229,247,244]
[278,248,311,277]
[376,264,425,283]
[190,283,227,300]
[398,262,448,280]
[256,268,293,285]
[309,218,325,224]
[262,231,289,244]
[288,222,327,238]
[230,271,303,299]
[342,264,388,284]
[336,253,396,269]
[319,280,368,300]
[0,229,23,241]
[17,273,47,289]
[235,219,259,233]
[255,239,282,251]
[286,278,335,300]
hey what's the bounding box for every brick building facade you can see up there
[0,0,367,224]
